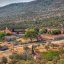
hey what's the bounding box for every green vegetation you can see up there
[0,0,64,30]
[25,28,38,42]
[0,32,6,41]
[0,0,64,64]
[39,28,47,34]
[6,33,12,36]
[0,57,8,64]
[9,53,23,60]
[8,49,64,64]
[41,51,60,61]
[0,15,64,30]
[57,59,64,64]
[50,29,61,35]
[9,53,33,61]
[0,47,64,64]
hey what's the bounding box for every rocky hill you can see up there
[0,0,64,29]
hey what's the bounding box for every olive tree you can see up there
[25,29,39,42]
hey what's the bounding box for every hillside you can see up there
[0,0,64,29]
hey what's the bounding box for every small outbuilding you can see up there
[12,29,25,34]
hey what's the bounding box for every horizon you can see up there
[0,0,34,7]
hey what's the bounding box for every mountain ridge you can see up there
[0,0,64,18]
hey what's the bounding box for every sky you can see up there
[0,0,34,7]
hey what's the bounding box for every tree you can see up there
[34,28,40,41]
[34,28,39,35]
[25,29,38,42]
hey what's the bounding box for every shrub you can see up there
[1,57,8,64]
[8,60,17,64]
[47,61,53,64]
[57,59,64,64]
[6,33,12,36]
[59,48,64,55]
[39,28,47,34]
[50,29,61,35]
[41,51,59,61]
[9,53,22,60]
[9,53,33,61]
[0,32,6,41]
[45,45,49,50]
